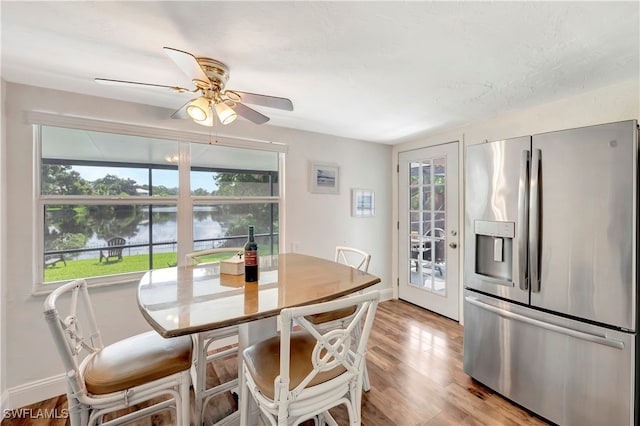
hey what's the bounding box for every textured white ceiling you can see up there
[2,1,638,144]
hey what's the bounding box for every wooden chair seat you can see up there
[242,331,346,400]
[84,331,192,395]
[305,306,357,325]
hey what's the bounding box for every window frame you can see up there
[31,113,286,294]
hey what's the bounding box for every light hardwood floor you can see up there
[1,300,549,425]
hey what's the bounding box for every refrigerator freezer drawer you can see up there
[463,291,636,426]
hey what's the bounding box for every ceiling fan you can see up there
[95,47,293,127]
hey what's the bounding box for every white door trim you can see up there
[391,138,465,324]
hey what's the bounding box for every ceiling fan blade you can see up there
[170,100,190,119]
[229,90,294,111]
[95,78,191,93]
[163,47,210,85]
[233,102,270,125]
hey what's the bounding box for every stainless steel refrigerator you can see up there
[463,120,638,425]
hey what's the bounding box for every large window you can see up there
[38,125,281,288]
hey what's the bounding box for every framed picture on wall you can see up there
[309,163,340,194]
[351,188,375,217]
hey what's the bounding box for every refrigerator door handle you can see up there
[465,295,625,350]
[517,150,530,290]
[529,149,541,292]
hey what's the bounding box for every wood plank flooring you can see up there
[1,300,549,425]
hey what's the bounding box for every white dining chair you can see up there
[240,290,380,425]
[43,279,192,426]
[335,246,371,272]
[186,247,244,425]
[305,246,374,391]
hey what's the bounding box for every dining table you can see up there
[136,252,381,424]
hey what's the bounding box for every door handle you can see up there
[529,149,541,293]
[449,242,458,249]
[517,149,530,290]
[465,295,625,350]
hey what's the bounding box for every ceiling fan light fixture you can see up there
[214,100,237,125]
[186,97,210,122]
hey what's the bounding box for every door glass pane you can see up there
[422,187,432,210]
[410,212,421,233]
[422,161,432,184]
[407,156,446,295]
[421,212,432,236]
[410,187,420,209]
[410,162,420,185]
[434,185,445,210]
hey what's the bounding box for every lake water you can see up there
[76,206,225,259]
[48,204,275,259]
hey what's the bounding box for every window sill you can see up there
[32,270,145,296]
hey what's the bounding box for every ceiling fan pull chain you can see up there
[208,107,220,145]
[215,115,220,144]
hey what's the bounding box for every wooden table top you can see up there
[137,253,381,338]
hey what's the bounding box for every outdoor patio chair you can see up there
[99,237,125,263]
[44,254,66,268]
[185,247,244,425]
[410,228,445,277]
[43,279,193,426]
[240,290,380,425]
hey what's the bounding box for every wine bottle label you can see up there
[245,250,258,266]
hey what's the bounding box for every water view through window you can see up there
[40,126,280,284]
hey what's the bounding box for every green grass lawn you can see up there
[44,246,277,282]
[44,252,179,282]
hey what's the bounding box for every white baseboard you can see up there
[5,374,66,410]
[1,389,9,417]
[379,287,393,301]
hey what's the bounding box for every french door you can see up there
[398,142,459,320]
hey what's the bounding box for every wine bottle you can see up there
[244,225,259,282]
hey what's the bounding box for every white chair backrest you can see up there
[185,247,244,265]
[278,290,380,398]
[43,279,103,394]
[335,246,371,272]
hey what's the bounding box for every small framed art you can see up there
[310,163,340,194]
[351,188,375,217]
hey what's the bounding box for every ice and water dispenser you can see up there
[473,220,515,283]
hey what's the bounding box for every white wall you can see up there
[1,81,392,408]
[392,78,640,323]
[1,78,7,409]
